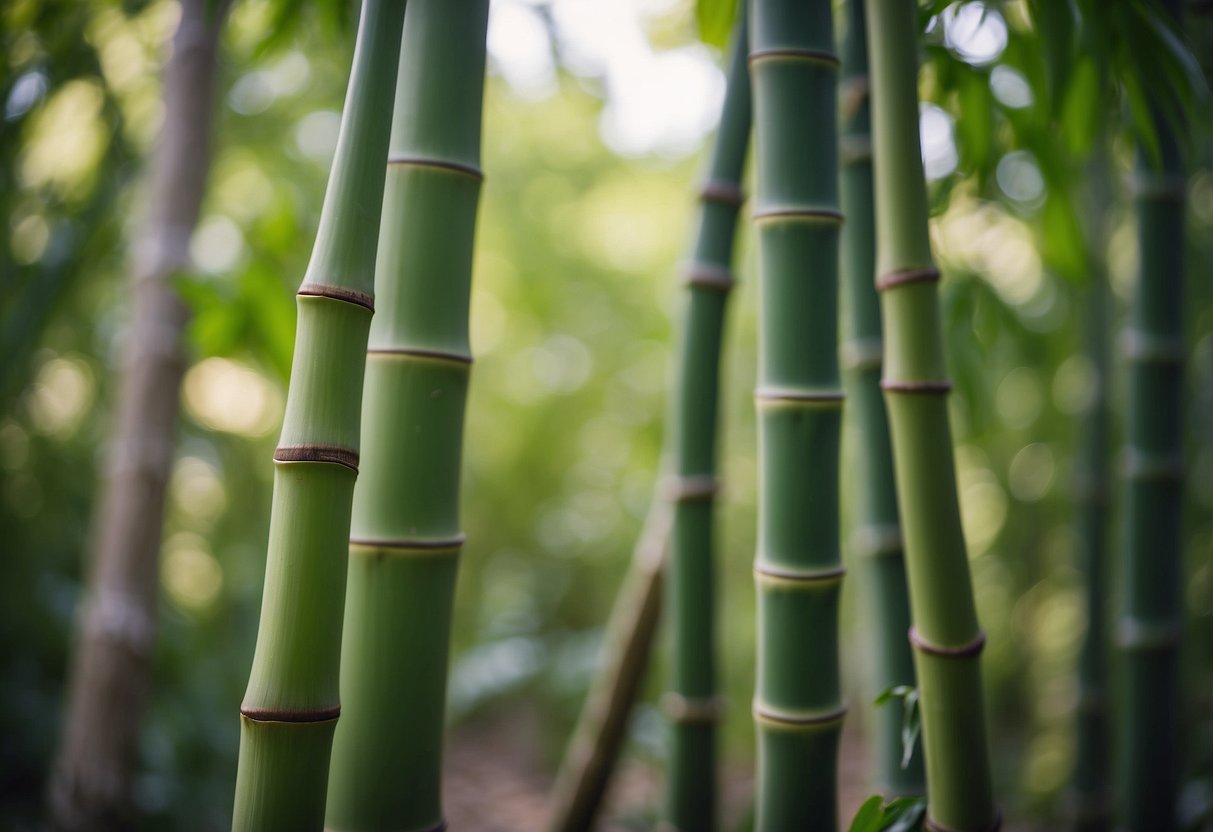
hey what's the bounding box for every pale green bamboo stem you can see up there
[661,13,752,832]
[750,2,845,829]
[232,2,407,829]
[864,0,997,829]
[838,0,923,798]
[1116,2,1187,826]
[324,2,489,830]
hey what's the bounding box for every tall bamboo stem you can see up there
[656,13,752,832]
[863,1,997,829]
[1116,2,1187,826]
[750,2,845,829]
[324,2,489,829]
[232,2,407,828]
[47,2,229,828]
[838,0,924,799]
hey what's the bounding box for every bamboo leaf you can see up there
[873,684,914,707]
[848,796,886,832]
[695,0,739,47]
[901,688,921,770]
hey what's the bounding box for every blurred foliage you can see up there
[0,1,1211,831]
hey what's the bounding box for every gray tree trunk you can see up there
[47,2,228,828]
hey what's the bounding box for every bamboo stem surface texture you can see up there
[662,12,751,832]
[750,1,844,829]
[838,0,924,799]
[232,1,407,828]
[324,1,489,830]
[864,1,997,829]
[1117,2,1187,826]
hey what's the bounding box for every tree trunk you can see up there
[47,2,229,828]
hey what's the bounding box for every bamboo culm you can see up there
[1116,2,1187,826]
[48,2,229,828]
[750,2,845,829]
[838,0,924,799]
[324,1,489,830]
[661,12,752,832]
[863,0,998,829]
[232,2,407,828]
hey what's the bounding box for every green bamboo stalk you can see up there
[662,12,751,831]
[1116,3,1187,827]
[863,1,997,829]
[232,2,407,828]
[750,2,845,829]
[1072,144,1112,832]
[838,0,924,799]
[324,2,489,830]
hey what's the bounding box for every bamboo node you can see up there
[1115,616,1182,651]
[754,562,846,584]
[752,206,844,224]
[876,266,940,292]
[752,700,847,728]
[840,135,873,165]
[682,263,735,293]
[840,76,870,122]
[699,180,746,206]
[663,475,720,503]
[924,808,1002,832]
[239,703,341,723]
[660,692,727,724]
[880,379,952,395]
[839,338,883,371]
[349,533,466,552]
[387,155,484,181]
[366,346,474,365]
[297,284,375,312]
[1121,448,1185,482]
[273,444,359,472]
[1120,328,1186,364]
[748,47,840,68]
[754,386,845,406]
[849,524,902,559]
[908,627,986,658]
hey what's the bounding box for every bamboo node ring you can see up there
[908,627,986,658]
[366,346,474,365]
[751,206,844,224]
[752,700,848,727]
[387,155,484,181]
[682,263,735,292]
[699,180,746,206]
[240,704,341,723]
[880,379,952,394]
[876,266,940,292]
[349,534,467,551]
[274,444,360,472]
[754,562,846,583]
[1120,328,1186,364]
[754,387,845,404]
[664,475,720,503]
[839,337,883,371]
[748,47,840,68]
[661,692,727,724]
[297,284,375,312]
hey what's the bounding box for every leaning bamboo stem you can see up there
[1116,2,1187,826]
[232,2,407,828]
[323,2,490,830]
[663,12,751,831]
[863,1,997,829]
[47,3,228,828]
[838,0,923,799]
[750,2,845,829]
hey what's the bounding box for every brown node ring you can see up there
[274,444,360,472]
[665,475,720,503]
[387,155,484,181]
[876,266,940,292]
[366,346,474,365]
[880,379,952,394]
[240,703,341,723]
[350,534,467,551]
[753,701,848,727]
[909,627,986,658]
[748,47,840,68]
[297,284,375,312]
[754,562,846,583]
[699,181,746,206]
[751,207,844,223]
[683,263,735,293]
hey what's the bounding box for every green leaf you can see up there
[695,0,739,48]
[873,684,914,707]
[848,795,886,832]
[901,688,921,770]
[1059,57,1101,157]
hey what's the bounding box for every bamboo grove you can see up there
[15,0,1211,830]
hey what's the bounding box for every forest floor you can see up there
[442,708,873,831]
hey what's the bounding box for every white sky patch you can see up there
[488,0,724,157]
[943,2,1007,66]
[920,103,958,180]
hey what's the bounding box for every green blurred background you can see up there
[1,1,1211,829]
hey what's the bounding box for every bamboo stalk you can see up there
[838,0,924,799]
[46,3,229,828]
[661,13,752,832]
[323,2,489,830]
[1116,2,1187,827]
[749,2,845,829]
[232,2,407,828]
[863,1,997,829]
